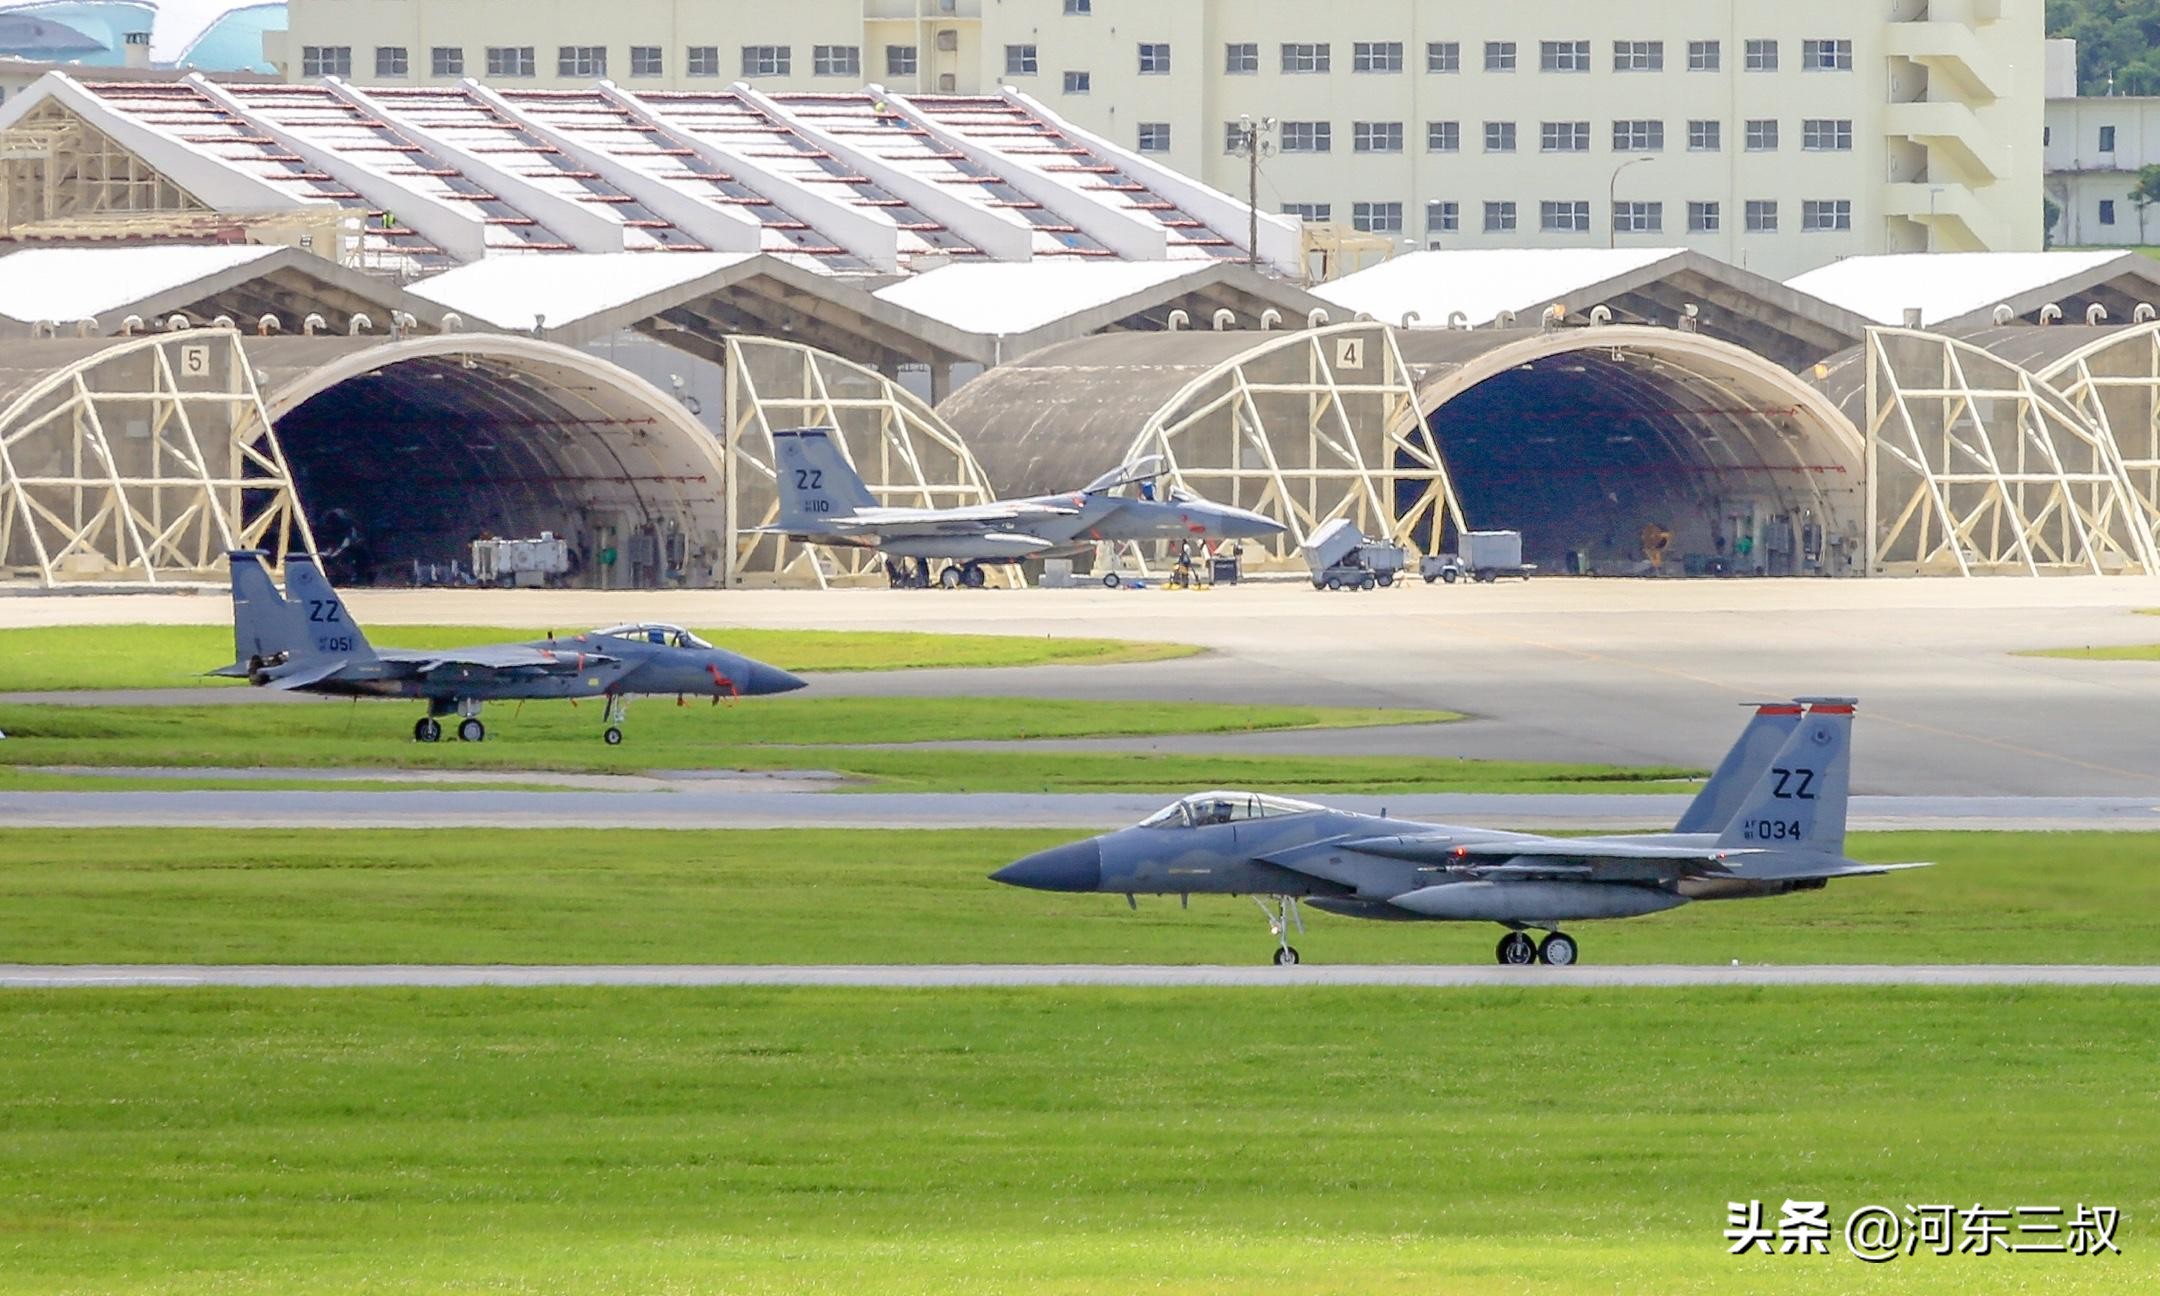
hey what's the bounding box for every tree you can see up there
[2132,164,2160,242]
[2045,195,2064,247]
[2049,0,2160,94]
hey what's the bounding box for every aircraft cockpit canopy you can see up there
[594,622,713,650]
[1139,790,1324,829]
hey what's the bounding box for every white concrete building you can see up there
[270,0,2043,278]
[2043,39,2160,247]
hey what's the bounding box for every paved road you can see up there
[3,790,2156,830]
[9,578,2160,795]
[6,963,2157,988]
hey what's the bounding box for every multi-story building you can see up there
[2044,39,2160,247]
[271,0,2042,278]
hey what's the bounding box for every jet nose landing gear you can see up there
[1254,896,1305,966]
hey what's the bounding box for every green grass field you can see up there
[2022,643,2160,661]
[0,698,1679,794]
[1,986,2149,1294]
[0,623,1200,692]
[2,828,2150,965]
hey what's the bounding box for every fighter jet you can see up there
[765,426,1285,588]
[213,550,805,744]
[993,699,1927,966]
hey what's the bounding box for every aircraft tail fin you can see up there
[1714,698,1855,856]
[224,549,308,673]
[274,555,377,663]
[1673,702,1805,833]
[771,427,877,530]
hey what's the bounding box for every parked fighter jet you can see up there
[765,426,1285,587]
[993,699,1926,965]
[214,550,805,743]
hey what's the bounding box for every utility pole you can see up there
[1232,115,1276,270]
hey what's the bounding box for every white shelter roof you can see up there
[1314,248,1682,326]
[0,244,277,320]
[873,262,1208,335]
[405,252,763,328]
[1785,252,2158,326]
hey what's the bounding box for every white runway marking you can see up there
[4,964,2157,988]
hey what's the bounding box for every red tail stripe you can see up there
[1807,704,1856,715]
[1755,705,1804,716]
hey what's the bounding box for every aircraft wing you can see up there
[1326,834,1929,882]
[257,658,350,691]
[825,502,1080,535]
[379,645,616,677]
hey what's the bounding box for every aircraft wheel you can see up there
[1103,572,1122,588]
[1273,945,1301,966]
[1377,571,1395,587]
[603,726,624,746]
[457,718,485,743]
[1538,932,1578,966]
[414,717,442,744]
[963,563,986,589]
[1495,931,1537,965]
[939,565,963,590]
[1440,568,1459,584]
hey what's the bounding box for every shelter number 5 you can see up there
[177,344,211,379]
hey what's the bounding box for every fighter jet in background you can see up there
[215,550,804,744]
[765,426,1285,588]
[994,699,1927,966]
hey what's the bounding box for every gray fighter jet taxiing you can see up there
[215,550,805,744]
[766,426,1285,587]
[994,699,1926,965]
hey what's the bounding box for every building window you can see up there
[1613,40,1663,72]
[374,46,407,78]
[1744,39,1778,72]
[1613,201,1663,234]
[1280,203,1332,223]
[485,46,533,78]
[814,45,860,77]
[1745,199,1778,232]
[1541,121,1589,153]
[429,47,463,77]
[1484,41,1516,72]
[1801,199,1852,231]
[630,46,662,78]
[1225,42,1258,74]
[687,47,720,77]
[1353,41,1404,73]
[1353,201,1403,233]
[1064,0,1091,12]
[1612,119,1664,152]
[885,45,916,77]
[1280,121,1332,153]
[1138,42,1171,74]
[743,45,790,77]
[1801,118,1853,151]
[1540,40,1589,73]
[1281,43,1330,74]
[1137,122,1170,152]
[1541,200,1591,233]
[1064,71,1090,93]
[302,46,352,78]
[1005,44,1037,75]
[2101,199,2118,225]
[2100,125,2117,152]
[1688,40,1719,71]
[1483,201,1517,232]
[1427,200,1459,232]
[1484,121,1516,152]
[1801,38,1853,71]
[1353,121,1403,153]
[1427,41,1459,73]
[1688,201,1720,233]
[558,46,605,78]
[1427,121,1460,152]
[1745,119,1779,152]
[1688,120,1720,152]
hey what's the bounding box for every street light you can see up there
[1608,155,1655,248]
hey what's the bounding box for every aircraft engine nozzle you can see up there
[245,652,291,687]
[1387,880,1687,922]
[991,839,1103,892]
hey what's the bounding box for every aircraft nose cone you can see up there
[1222,507,1286,540]
[754,662,809,694]
[991,839,1102,892]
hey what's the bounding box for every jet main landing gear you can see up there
[602,693,629,745]
[1254,895,1305,966]
[415,698,485,743]
[1495,928,1579,965]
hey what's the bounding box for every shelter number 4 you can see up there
[1334,338,1366,370]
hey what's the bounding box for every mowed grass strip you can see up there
[0,623,1200,692]
[2021,643,2160,661]
[0,828,2150,965]
[0,697,1481,788]
[0,987,2151,1295]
